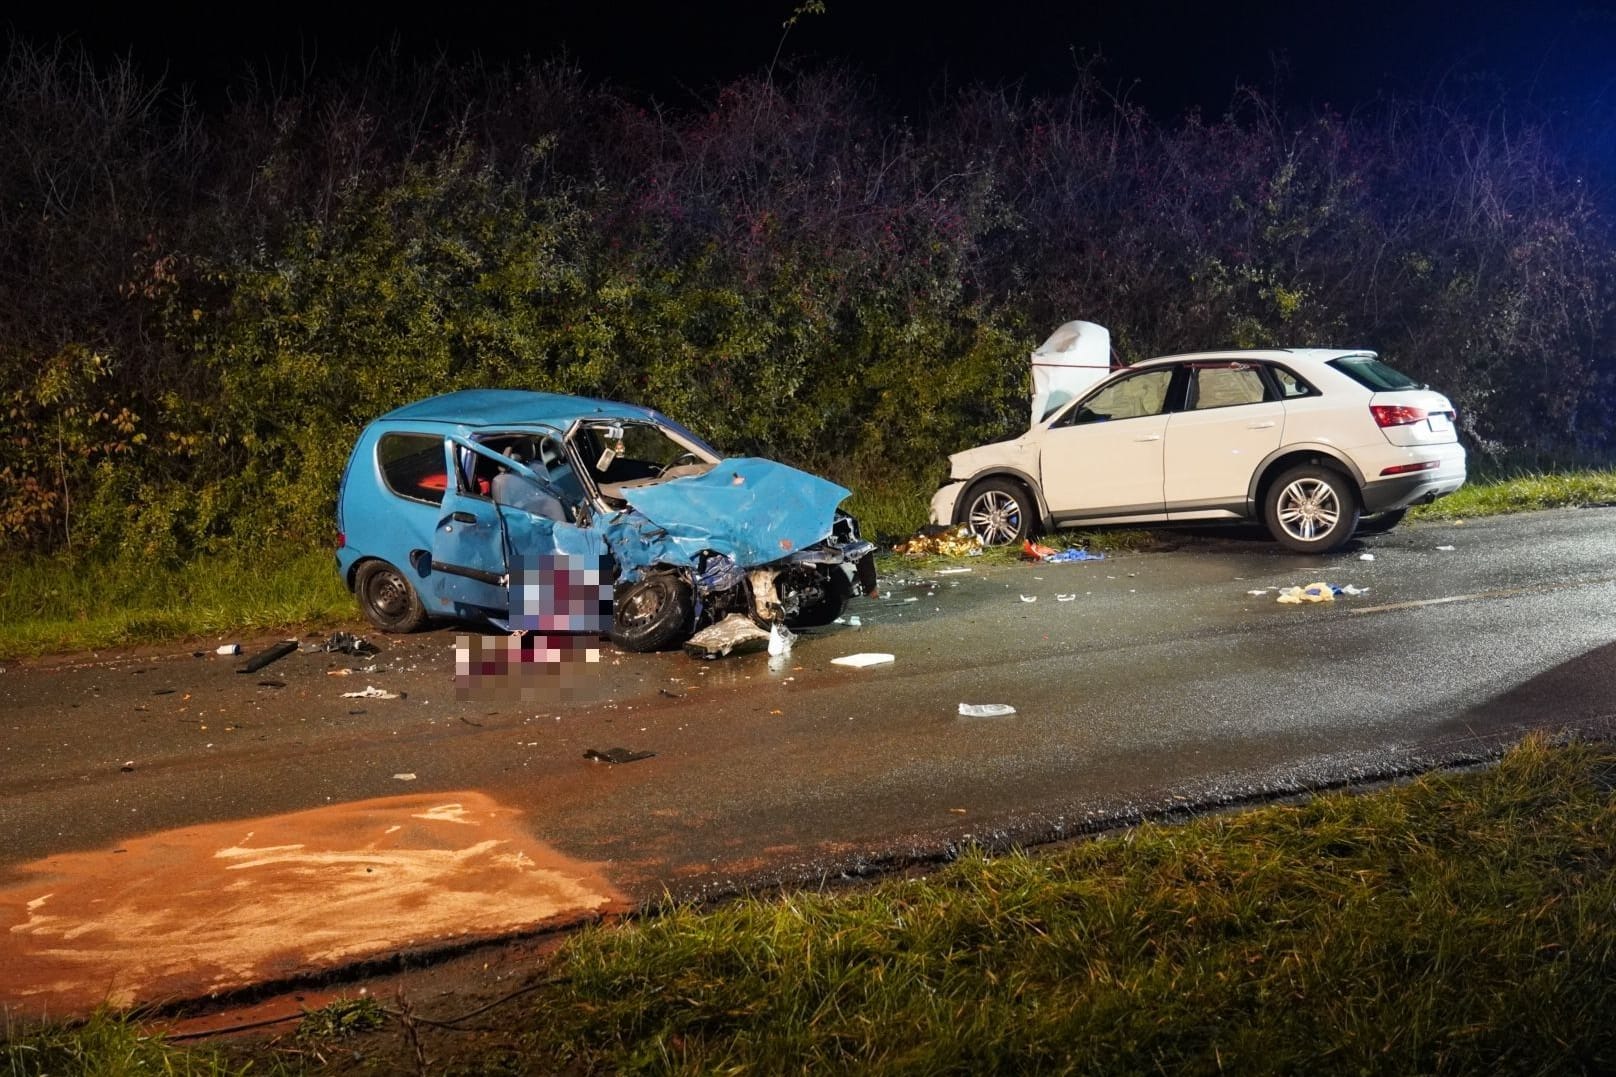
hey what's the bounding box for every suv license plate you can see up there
[1427,412,1452,433]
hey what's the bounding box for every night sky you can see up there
[8,1,1616,116]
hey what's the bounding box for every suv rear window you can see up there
[1328,355,1424,392]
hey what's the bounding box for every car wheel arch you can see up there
[1250,448,1363,515]
[956,469,1049,529]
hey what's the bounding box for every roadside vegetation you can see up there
[3,467,1612,660]
[6,734,1612,1074]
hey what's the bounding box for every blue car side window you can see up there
[377,433,448,505]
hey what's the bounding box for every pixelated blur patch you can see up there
[510,552,612,633]
[455,633,603,703]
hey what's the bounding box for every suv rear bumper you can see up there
[1358,442,1467,513]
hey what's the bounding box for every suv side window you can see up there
[377,433,447,505]
[1057,369,1176,426]
[1188,363,1273,410]
[1269,365,1319,399]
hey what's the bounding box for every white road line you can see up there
[1350,576,1616,616]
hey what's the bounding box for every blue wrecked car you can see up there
[336,390,877,651]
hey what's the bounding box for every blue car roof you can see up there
[378,389,658,429]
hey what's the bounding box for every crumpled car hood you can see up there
[617,457,849,568]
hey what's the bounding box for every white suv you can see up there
[931,349,1466,554]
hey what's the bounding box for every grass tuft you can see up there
[0,548,352,660]
[1412,468,1616,520]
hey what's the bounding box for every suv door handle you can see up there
[450,511,478,524]
[1247,420,1277,429]
[1134,433,1161,442]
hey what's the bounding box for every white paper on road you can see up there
[831,653,895,668]
[958,703,1017,717]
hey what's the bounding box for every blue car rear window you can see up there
[378,433,447,505]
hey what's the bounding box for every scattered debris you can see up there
[1020,595,1037,603]
[340,685,401,700]
[392,773,417,781]
[1275,582,1368,604]
[658,688,684,699]
[1056,593,1077,602]
[1436,545,1456,551]
[215,644,242,656]
[893,525,983,557]
[832,614,863,627]
[120,760,135,772]
[320,631,379,656]
[237,640,298,674]
[958,703,1017,717]
[1359,553,1376,561]
[1023,539,1104,563]
[684,614,771,660]
[768,623,797,657]
[1246,589,1271,596]
[326,669,354,677]
[935,567,973,575]
[830,653,895,668]
[584,747,655,764]
[257,680,286,689]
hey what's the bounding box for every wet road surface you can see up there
[3,508,1614,1015]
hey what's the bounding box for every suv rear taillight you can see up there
[1371,404,1427,427]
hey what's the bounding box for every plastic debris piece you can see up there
[1246,589,1271,596]
[1436,545,1456,551]
[1340,584,1370,596]
[958,703,1017,717]
[1044,547,1105,563]
[583,746,656,764]
[1056,593,1077,602]
[237,639,297,674]
[1020,595,1037,603]
[684,614,771,660]
[1022,539,1058,560]
[326,668,354,677]
[1276,581,1338,604]
[215,644,242,656]
[322,631,379,657]
[393,772,417,781]
[341,685,400,699]
[767,623,797,657]
[120,760,135,772]
[830,653,895,668]
[1024,539,1104,563]
[1359,553,1376,561]
[847,615,861,627]
[935,567,973,575]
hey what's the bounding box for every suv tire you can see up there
[1264,465,1360,553]
[961,478,1034,547]
[1355,508,1408,536]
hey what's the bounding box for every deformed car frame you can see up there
[336,390,877,651]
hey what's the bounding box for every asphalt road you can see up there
[4,508,1615,1013]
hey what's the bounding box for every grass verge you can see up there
[8,736,1612,1073]
[0,547,352,661]
[1412,467,1616,520]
